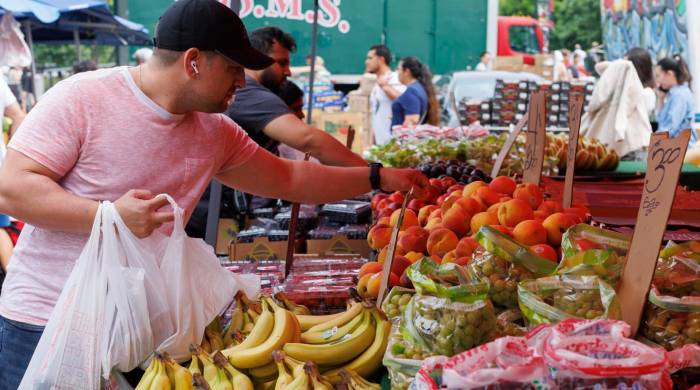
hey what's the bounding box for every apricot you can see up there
[513,220,548,246]
[390,208,419,231]
[489,176,517,196]
[427,228,459,258]
[359,262,383,278]
[474,186,501,207]
[513,183,544,209]
[456,237,479,258]
[462,181,488,198]
[398,226,430,254]
[442,206,472,237]
[455,196,482,215]
[530,243,558,263]
[367,224,392,250]
[542,213,578,246]
[470,211,499,235]
[497,199,534,228]
[418,205,439,226]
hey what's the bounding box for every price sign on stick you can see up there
[618,130,691,335]
[285,153,312,277]
[491,115,527,178]
[522,91,547,185]
[346,125,355,150]
[562,94,585,208]
[377,187,413,308]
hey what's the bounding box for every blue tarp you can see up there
[0,0,150,45]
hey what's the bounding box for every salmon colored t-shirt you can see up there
[0,67,259,325]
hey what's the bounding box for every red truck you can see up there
[497,16,547,65]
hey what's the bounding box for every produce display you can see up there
[365,133,619,175]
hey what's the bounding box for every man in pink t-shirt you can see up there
[0,0,427,385]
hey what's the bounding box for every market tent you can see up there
[0,0,150,45]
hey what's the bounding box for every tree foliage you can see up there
[33,44,116,69]
[549,0,601,50]
[499,0,536,17]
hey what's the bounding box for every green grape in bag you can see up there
[642,286,700,350]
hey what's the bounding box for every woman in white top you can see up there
[595,48,656,117]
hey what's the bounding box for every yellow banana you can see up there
[289,310,302,343]
[296,312,344,331]
[189,353,202,375]
[164,356,194,390]
[286,366,310,390]
[135,356,157,390]
[305,362,333,390]
[283,313,375,366]
[194,348,218,384]
[324,310,390,384]
[284,355,306,379]
[230,305,245,331]
[301,310,367,344]
[228,299,297,369]
[210,366,234,390]
[247,307,260,323]
[247,361,277,382]
[213,351,254,390]
[222,300,274,357]
[273,351,293,390]
[255,380,276,390]
[306,302,364,333]
[206,327,225,352]
[150,358,172,390]
[348,370,380,390]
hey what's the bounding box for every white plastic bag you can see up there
[0,13,32,67]
[20,196,258,388]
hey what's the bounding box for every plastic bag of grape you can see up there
[471,226,557,309]
[641,286,700,350]
[543,334,672,390]
[654,240,700,298]
[558,224,631,286]
[403,258,497,356]
[517,275,621,326]
[413,336,553,390]
[382,287,415,321]
[384,321,434,390]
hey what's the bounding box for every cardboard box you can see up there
[216,218,240,255]
[347,93,370,113]
[229,236,303,261]
[358,74,377,95]
[306,234,371,258]
[493,56,524,72]
[319,111,368,154]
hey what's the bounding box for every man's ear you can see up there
[183,48,201,79]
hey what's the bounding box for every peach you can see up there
[408,199,425,213]
[371,193,389,210]
[456,237,479,258]
[452,257,472,266]
[425,218,443,231]
[447,184,465,194]
[377,246,407,265]
[530,244,558,263]
[497,199,534,228]
[357,273,373,297]
[442,250,458,264]
[398,226,430,253]
[399,269,413,288]
[490,225,514,237]
[487,202,504,217]
[390,256,412,276]
[429,208,442,220]
[440,194,463,215]
[427,228,459,258]
[564,206,590,223]
[376,198,392,211]
[512,220,548,246]
[377,217,390,227]
[470,194,489,212]
[474,186,501,207]
[442,206,472,237]
[542,213,578,246]
[513,183,544,209]
[455,197,482,215]
[368,224,392,250]
[470,211,499,235]
[430,254,443,264]
[436,194,449,206]
[405,251,424,263]
[388,192,404,204]
[418,205,439,226]
[359,262,383,278]
[390,208,419,231]
[462,181,488,198]
[538,200,563,215]
[366,272,383,298]
[440,176,457,188]
[534,209,552,221]
[489,176,517,196]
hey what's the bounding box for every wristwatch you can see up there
[368,162,383,191]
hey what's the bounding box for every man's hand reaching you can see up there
[114,190,175,238]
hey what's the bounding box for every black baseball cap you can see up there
[154,0,274,70]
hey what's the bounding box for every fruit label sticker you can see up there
[563,94,585,208]
[618,130,691,334]
[522,91,547,185]
[378,188,413,308]
[491,115,527,178]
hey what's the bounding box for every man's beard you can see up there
[259,68,283,94]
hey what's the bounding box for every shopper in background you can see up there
[626,48,656,116]
[392,56,439,127]
[574,43,587,62]
[553,50,571,82]
[573,52,587,79]
[134,47,154,65]
[655,55,697,146]
[365,44,405,145]
[475,51,491,71]
[72,60,97,74]
[276,81,310,161]
[1,77,24,138]
[0,1,427,385]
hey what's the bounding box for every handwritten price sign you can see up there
[562,94,585,208]
[522,91,546,185]
[618,130,691,335]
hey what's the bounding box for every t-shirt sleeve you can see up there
[218,115,261,173]
[0,79,16,109]
[225,87,291,138]
[8,79,84,177]
[397,88,422,115]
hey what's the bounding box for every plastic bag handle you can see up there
[155,194,184,236]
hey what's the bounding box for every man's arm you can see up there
[263,113,367,167]
[0,149,173,237]
[4,102,25,137]
[217,148,428,204]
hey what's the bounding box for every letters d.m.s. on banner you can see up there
[217,0,351,33]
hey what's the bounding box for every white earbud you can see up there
[191,61,199,75]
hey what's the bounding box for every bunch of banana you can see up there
[272,351,335,390]
[337,369,381,390]
[274,292,311,315]
[188,345,254,390]
[219,297,300,375]
[135,353,193,390]
[295,300,360,331]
